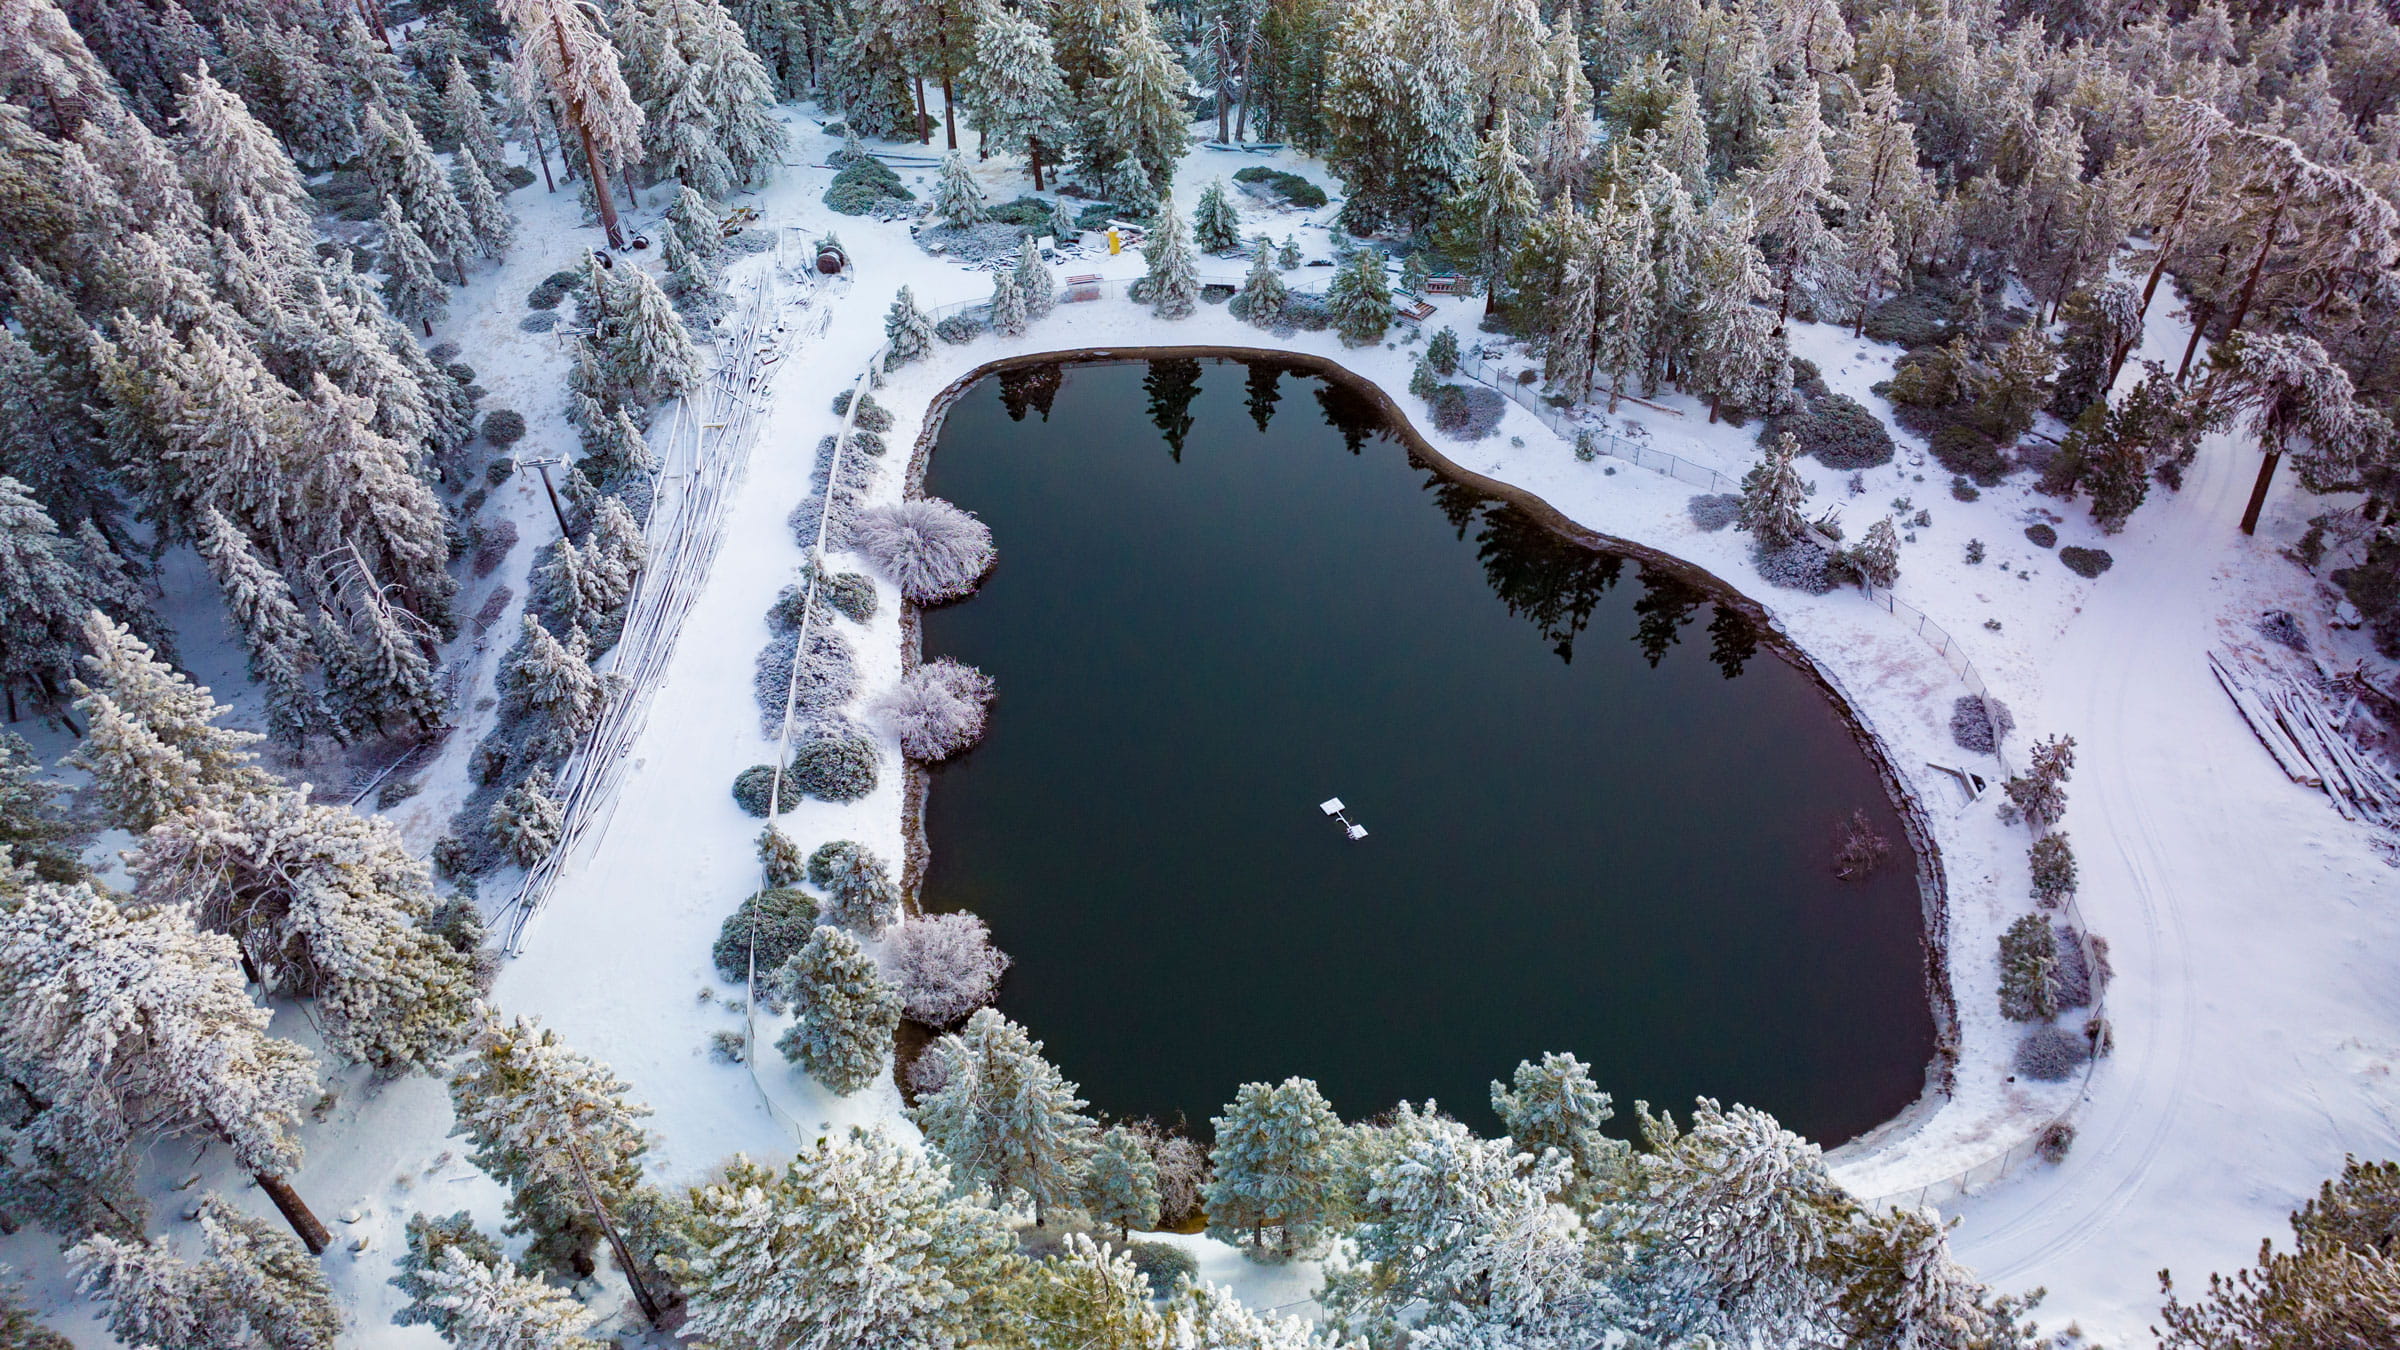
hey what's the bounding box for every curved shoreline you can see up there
[892,344,1957,1150]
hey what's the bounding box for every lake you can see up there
[917,355,1935,1145]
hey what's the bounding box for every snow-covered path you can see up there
[1949,414,2400,1339]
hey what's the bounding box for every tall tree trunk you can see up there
[2174,299,2215,384]
[2134,181,2196,327]
[530,112,557,193]
[2203,189,2293,379]
[623,162,640,217]
[1029,146,1044,193]
[567,1139,663,1327]
[1232,21,1259,142]
[1215,22,1231,145]
[914,75,931,144]
[256,1173,329,1255]
[577,121,626,250]
[941,73,958,149]
[2240,451,2280,535]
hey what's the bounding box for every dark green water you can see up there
[918,357,1933,1144]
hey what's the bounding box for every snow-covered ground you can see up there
[19,106,2399,1348]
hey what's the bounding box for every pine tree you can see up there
[774,924,902,1094]
[1084,1124,1162,1241]
[68,612,274,832]
[364,104,477,281]
[1839,211,1899,336]
[194,507,323,741]
[1490,1052,1628,1211]
[666,185,725,263]
[1140,196,1200,319]
[392,1211,511,1337]
[1193,179,1243,253]
[172,65,317,271]
[2029,833,2077,907]
[911,1008,1097,1223]
[501,0,647,248]
[1998,913,2063,1022]
[1740,81,1843,323]
[884,286,934,370]
[1839,1205,2022,1350]
[380,197,450,336]
[824,8,918,141]
[1231,236,1289,327]
[1845,516,1902,589]
[0,880,319,1186]
[617,0,786,196]
[1014,236,1056,319]
[1022,1234,1166,1343]
[988,268,1027,338]
[1206,1077,1343,1255]
[511,615,608,739]
[0,733,79,886]
[455,150,520,259]
[1325,247,1393,346]
[962,5,1074,191]
[610,264,700,403]
[932,150,985,229]
[2002,734,2075,829]
[667,1131,1018,1350]
[1094,12,1192,199]
[418,1246,603,1350]
[446,57,510,170]
[71,1194,338,1350]
[0,477,119,715]
[449,1018,668,1319]
[1631,1098,1845,1341]
[1737,433,1811,548]
[805,839,899,934]
[492,769,566,868]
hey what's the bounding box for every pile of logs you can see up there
[2210,649,2400,829]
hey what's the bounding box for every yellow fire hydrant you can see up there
[1106,227,1122,256]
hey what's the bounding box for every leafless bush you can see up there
[2014,1024,2089,1082]
[2036,1120,2075,1163]
[1133,1125,1208,1226]
[853,497,995,604]
[871,658,994,761]
[1833,809,1891,881]
[473,585,514,636]
[887,911,1011,1025]
[470,518,519,577]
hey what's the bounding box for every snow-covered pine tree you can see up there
[2001,734,2075,829]
[1014,236,1056,319]
[0,733,80,886]
[455,150,520,259]
[1095,11,1192,199]
[2049,281,2143,419]
[1140,196,1201,319]
[1205,1077,1344,1255]
[1490,1051,1629,1211]
[172,64,317,273]
[500,0,647,248]
[666,184,725,263]
[364,104,477,282]
[491,768,565,867]
[68,612,274,831]
[391,1211,510,1337]
[70,1194,338,1350]
[380,197,451,336]
[445,56,510,171]
[911,1008,1097,1223]
[194,507,323,741]
[773,924,902,1094]
[0,478,122,718]
[617,0,786,196]
[314,581,448,739]
[2029,833,2077,907]
[0,881,319,1208]
[667,1131,1018,1350]
[804,838,899,933]
[932,150,985,229]
[610,263,700,403]
[589,494,649,590]
[1084,1124,1162,1241]
[1839,210,1899,336]
[1997,913,2062,1021]
[1629,1098,1847,1341]
[1194,179,1242,253]
[1740,80,1843,323]
[1837,1204,2023,1350]
[989,268,1027,338]
[1737,433,1811,548]
[662,213,720,305]
[885,286,934,369]
[1686,206,1786,421]
[1844,517,1902,589]
[1655,78,1711,199]
[823,7,918,141]
[1325,247,1393,346]
[962,5,1074,191]
[418,1245,603,1350]
[1231,236,1289,326]
[510,614,608,740]
[1530,12,1594,201]
[1021,1233,1166,1343]
[449,1017,668,1318]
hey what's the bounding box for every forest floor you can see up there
[9,104,2397,1349]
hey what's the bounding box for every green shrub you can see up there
[485,458,516,487]
[481,409,527,447]
[2030,833,2077,906]
[1999,914,2061,1021]
[711,886,819,982]
[1861,286,1962,348]
[1765,393,1893,469]
[527,270,580,310]
[2014,1024,2089,1081]
[1426,326,1459,375]
[1929,423,2009,485]
[2058,546,2113,578]
[825,159,914,215]
[1126,1241,1198,1296]
[791,728,879,803]
[1428,384,1505,439]
[732,764,797,817]
[934,313,985,345]
[501,164,537,191]
[1230,165,1327,208]
[822,571,876,623]
[2024,524,2057,548]
[986,196,1056,228]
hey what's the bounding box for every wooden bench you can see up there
[1397,298,1437,323]
[1063,273,1103,302]
[1422,275,1469,295]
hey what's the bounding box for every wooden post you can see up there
[256,1173,330,1255]
[530,112,557,193]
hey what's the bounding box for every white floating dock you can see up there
[1319,797,1346,816]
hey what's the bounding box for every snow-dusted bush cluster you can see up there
[935,313,987,345]
[887,912,1012,1025]
[731,764,796,818]
[788,431,880,551]
[872,659,995,762]
[808,840,900,933]
[2014,1025,2090,1082]
[1687,493,1742,532]
[1751,539,1838,594]
[2053,926,2095,1008]
[2024,523,2058,548]
[751,623,857,733]
[2059,545,2114,578]
[1948,694,2014,754]
[790,723,880,803]
[1766,393,1893,469]
[711,886,819,982]
[820,571,877,624]
[1428,384,1506,440]
[853,498,996,604]
[2029,833,2077,905]
[481,408,527,446]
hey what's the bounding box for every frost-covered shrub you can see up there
[934,313,986,345]
[759,824,807,887]
[1929,423,2010,485]
[2053,925,2094,1008]
[1428,384,1506,440]
[1231,165,1327,208]
[1126,1242,1198,1296]
[469,518,519,578]
[872,658,994,762]
[527,270,579,309]
[1753,538,1837,594]
[807,839,899,932]
[848,429,887,458]
[1766,393,1893,469]
[481,409,527,447]
[752,623,857,732]
[1147,1130,1208,1226]
[1280,294,1331,332]
[1425,326,1459,376]
[1949,694,2013,754]
[1998,913,2061,1021]
[852,395,894,433]
[2023,523,2057,549]
[731,764,797,817]
[821,571,876,624]
[2058,546,2113,578]
[825,159,913,214]
[1687,494,1742,532]
[519,312,560,333]
[2036,1120,2076,1163]
[791,724,879,803]
[1832,809,1890,881]
[2014,1025,2089,1082]
[888,911,1011,1025]
[711,886,818,981]
[853,498,996,604]
[2029,833,2076,906]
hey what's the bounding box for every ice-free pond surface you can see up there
[919,356,1934,1143]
